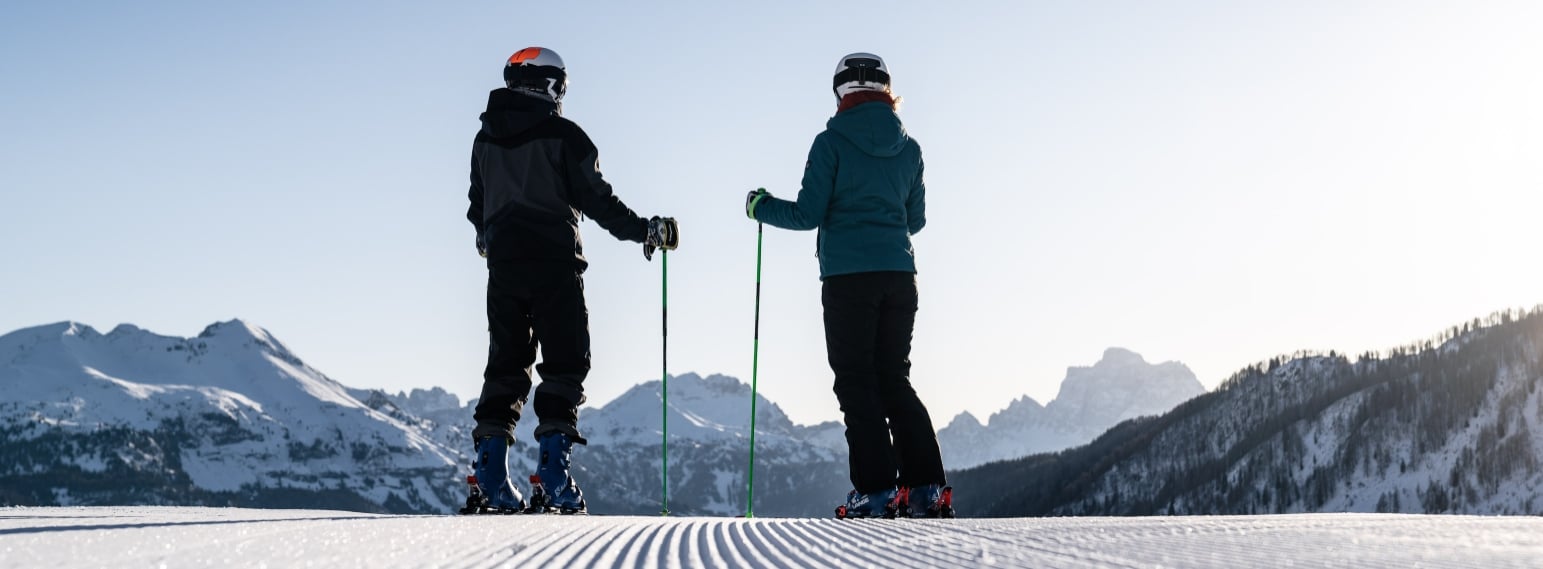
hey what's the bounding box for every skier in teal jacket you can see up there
[747,53,951,519]
[749,92,925,278]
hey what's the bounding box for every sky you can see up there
[2,1,1541,427]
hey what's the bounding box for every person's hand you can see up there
[745,188,770,220]
[476,234,487,258]
[644,216,679,261]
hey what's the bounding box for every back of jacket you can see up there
[754,101,926,279]
[467,88,647,268]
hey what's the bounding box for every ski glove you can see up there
[644,216,679,261]
[745,188,771,220]
[476,234,487,258]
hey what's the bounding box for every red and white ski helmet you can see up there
[832,52,890,99]
[504,47,567,102]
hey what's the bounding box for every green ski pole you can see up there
[661,248,670,516]
[747,213,764,518]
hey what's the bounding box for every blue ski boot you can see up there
[834,487,900,519]
[905,484,956,518]
[460,435,524,514]
[528,432,586,515]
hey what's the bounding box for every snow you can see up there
[579,373,840,455]
[3,320,866,515]
[3,507,1541,568]
[0,320,463,511]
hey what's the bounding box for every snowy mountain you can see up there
[0,321,850,516]
[955,308,1543,517]
[381,372,852,516]
[523,372,851,516]
[0,320,462,513]
[936,348,1204,469]
[578,373,845,451]
[20,308,1539,520]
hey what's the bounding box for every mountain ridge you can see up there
[1,319,460,512]
[936,347,1205,469]
[951,307,1543,517]
[15,309,1537,518]
[0,321,855,515]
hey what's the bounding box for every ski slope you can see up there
[2,507,1539,568]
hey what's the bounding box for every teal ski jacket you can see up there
[754,101,926,280]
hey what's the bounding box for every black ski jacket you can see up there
[467,88,647,267]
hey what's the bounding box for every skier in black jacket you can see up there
[464,47,678,514]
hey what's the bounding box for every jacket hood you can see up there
[826,102,910,158]
[479,88,560,138]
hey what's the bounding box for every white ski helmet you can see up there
[504,47,567,102]
[832,52,890,99]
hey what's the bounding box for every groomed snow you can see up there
[2,507,1540,568]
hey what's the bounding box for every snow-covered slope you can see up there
[956,309,1543,517]
[0,320,462,513]
[555,373,850,517]
[580,373,844,453]
[936,348,1204,469]
[0,321,853,516]
[5,507,1541,568]
[386,372,852,517]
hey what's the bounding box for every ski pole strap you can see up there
[746,188,769,220]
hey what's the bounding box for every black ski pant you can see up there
[472,260,590,444]
[823,271,946,494]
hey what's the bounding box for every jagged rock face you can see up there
[1047,347,1205,433]
[937,348,1205,470]
[942,411,984,434]
[396,388,461,416]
